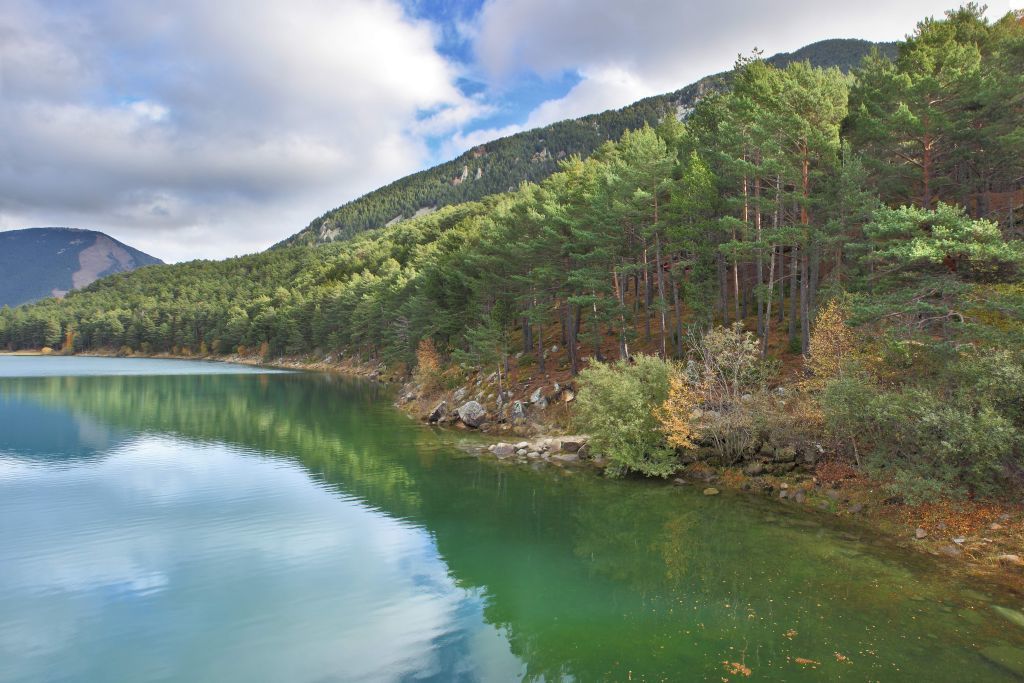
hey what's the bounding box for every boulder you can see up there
[493,443,515,458]
[427,401,447,423]
[510,401,526,421]
[554,453,579,463]
[514,441,530,450]
[915,527,928,540]
[997,554,1024,571]
[559,439,584,453]
[529,387,545,404]
[457,401,487,428]
[534,397,549,410]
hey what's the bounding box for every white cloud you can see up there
[0,0,477,261]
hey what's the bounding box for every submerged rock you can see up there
[703,487,720,496]
[492,443,515,458]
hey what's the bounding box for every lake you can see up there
[1,356,1023,682]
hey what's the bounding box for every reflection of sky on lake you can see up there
[0,432,524,682]
[0,356,286,377]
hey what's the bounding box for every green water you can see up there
[2,357,1023,682]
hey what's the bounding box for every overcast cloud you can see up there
[0,0,972,261]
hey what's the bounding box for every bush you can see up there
[413,338,444,394]
[575,354,675,478]
[657,324,782,464]
[822,376,1022,502]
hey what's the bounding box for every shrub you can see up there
[413,338,444,394]
[575,354,675,478]
[657,324,781,464]
[805,299,855,387]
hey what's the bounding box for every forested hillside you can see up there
[5,8,1024,499]
[280,39,896,247]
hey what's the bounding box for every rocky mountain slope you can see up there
[280,38,896,248]
[0,228,162,308]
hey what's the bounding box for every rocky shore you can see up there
[36,349,1024,590]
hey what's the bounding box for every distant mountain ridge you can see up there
[280,38,897,248]
[0,228,163,308]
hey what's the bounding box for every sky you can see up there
[0,0,988,262]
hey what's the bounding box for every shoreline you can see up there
[5,348,1023,592]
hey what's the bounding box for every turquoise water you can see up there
[1,356,1023,682]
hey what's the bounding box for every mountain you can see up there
[0,228,163,308]
[279,38,897,248]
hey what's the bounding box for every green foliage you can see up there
[280,41,890,248]
[575,355,676,478]
[865,203,1023,280]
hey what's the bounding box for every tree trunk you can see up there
[653,230,668,358]
[788,245,798,345]
[564,303,579,376]
[800,249,810,354]
[762,245,776,357]
[612,268,629,360]
[522,316,532,355]
[755,172,764,338]
[643,246,652,341]
[536,319,545,373]
[717,252,729,325]
[672,279,683,358]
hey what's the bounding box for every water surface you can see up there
[2,356,1023,682]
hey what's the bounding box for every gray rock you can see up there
[847,503,864,514]
[529,387,545,404]
[554,453,579,463]
[526,451,541,459]
[915,527,929,540]
[493,443,515,458]
[453,387,468,402]
[514,441,530,450]
[510,401,526,421]
[427,401,447,423]
[672,478,688,486]
[457,401,487,428]
[560,440,583,453]
[516,448,528,456]
[940,545,963,557]
[534,397,548,410]
[794,491,806,504]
